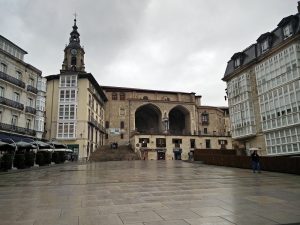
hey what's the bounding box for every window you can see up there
[120,92,125,100]
[60,75,77,87]
[201,112,209,124]
[120,121,124,129]
[36,96,45,111]
[120,133,124,139]
[16,71,22,80]
[11,115,18,126]
[190,139,195,148]
[60,89,76,101]
[156,138,166,147]
[172,139,182,148]
[58,104,76,119]
[283,24,292,38]
[35,117,44,132]
[0,86,4,97]
[0,63,7,73]
[205,139,211,149]
[143,96,148,100]
[13,92,20,102]
[26,119,31,129]
[28,77,34,86]
[112,92,117,100]
[0,111,2,122]
[204,128,208,134]
[139,138,149,147]
[261,39,269,52]
[105,121,109,128]
[57,122,75,138]
[234,58,241,67]
[27,98,33,107]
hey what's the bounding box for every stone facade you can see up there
[0,35,46,141]
[103,86,233,160]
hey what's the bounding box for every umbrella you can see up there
[48,141,67,149]
[54,148,72,152]
[31,140,53,149]
[0,141,15,151]
[15,141,36,150]
[38,148,54,152]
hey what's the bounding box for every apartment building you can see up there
[223,3,300,156]
[0,35,46,141]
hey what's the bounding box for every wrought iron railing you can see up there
[88,117,106,133]
[0,122,36,136]
[0,71,25,88]
[25,106,36,114]
[0,96,24,110]
[27,85,38,94]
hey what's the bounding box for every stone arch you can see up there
[135,103,162,134]
[169,105,191,135]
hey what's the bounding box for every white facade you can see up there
[57,75,77,139]
[227,72,256,138]
[256,43,300,155]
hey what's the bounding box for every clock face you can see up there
[71,49,77,55]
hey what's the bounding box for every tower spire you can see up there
[69,13,80,45]
[61,15,85,73]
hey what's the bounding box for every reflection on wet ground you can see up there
[0,161,300,225]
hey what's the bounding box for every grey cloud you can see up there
[0,0,297,106]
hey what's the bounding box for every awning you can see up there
[48,141,67,149]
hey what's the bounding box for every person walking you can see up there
[251,150,261,173]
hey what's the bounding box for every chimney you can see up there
[298,1,300,13]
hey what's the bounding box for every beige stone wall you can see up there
[0,51,41,133]
[198,107,229,136]
[133,134,233,160]
[45,79,60,140]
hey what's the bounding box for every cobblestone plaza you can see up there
[0,161,300,225]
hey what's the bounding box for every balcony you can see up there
[27,85,38,94]
[25,106,36,114]
[0,71,25,88]
[0,96,24,110]
[0,122,36,136]
[88,117,106,133]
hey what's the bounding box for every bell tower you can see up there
[61,16,85,73]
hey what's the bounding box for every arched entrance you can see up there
[135,104,162,134]
[169,106,191,135]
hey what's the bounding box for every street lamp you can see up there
[162,113,169,134]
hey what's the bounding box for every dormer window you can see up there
[261,39,269,53]
[234,58,241,68]
[231,52,245,68]
[257,32,273,54]
[283,24,293,38]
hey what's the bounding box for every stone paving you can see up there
[0,161,300,225]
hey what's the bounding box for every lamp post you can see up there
[162,113,169,134]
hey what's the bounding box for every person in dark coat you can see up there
[251,150,261,173]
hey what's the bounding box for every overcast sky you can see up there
[1,0,298,106]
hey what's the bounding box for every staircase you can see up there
[89,145,140,162]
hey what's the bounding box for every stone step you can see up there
[89,145,140,162]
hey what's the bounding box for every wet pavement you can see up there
[0,161,300,225]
